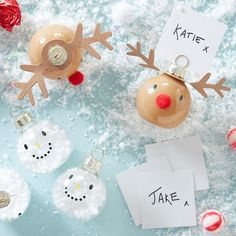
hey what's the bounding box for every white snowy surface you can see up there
[0,0,235,235]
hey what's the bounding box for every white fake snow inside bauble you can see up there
[53,168,106,220]
[0,169,30,221]
[111,2,137,25]
[17,120,72,174]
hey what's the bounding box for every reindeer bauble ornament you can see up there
[127,42,231,128]
[14,23,113,106]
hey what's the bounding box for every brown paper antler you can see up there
[127,42,160,71]
[14,70,47,106]
[14,23,113,106]
[190,73,231,98]
[127,42,230,98]
[71,23,113,59]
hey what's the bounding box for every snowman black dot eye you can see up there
[24,144,28,150]
[42,131,46,136]
[153,84,157,89]
[179,95,184,101]
[69,175,73,179]
[89,184,93,190]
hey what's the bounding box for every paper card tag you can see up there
[155,5,227,76]
[116,155,171,226]
[145,135,209,191]
[138,171,196,229]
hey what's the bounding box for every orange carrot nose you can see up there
[68,71,84,86]
[156,94,171,109]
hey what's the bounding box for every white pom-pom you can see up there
[17,120,72,174]
[53,168,106,220]
[111,2,137,25]
[0,169,31,221]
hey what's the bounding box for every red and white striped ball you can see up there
[200,210,224,232]
[227,127,236,149]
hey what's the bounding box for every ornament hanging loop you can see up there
[10,105,23,118]
[175,54,190,68]
[91,148,104,161]
[83,148,104,174]
[10,105,32,129]
[168,54,190,80]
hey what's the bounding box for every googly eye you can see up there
[179,95,184,101]
[42,131,46,136]
[24,144,28,150]
[69,174,73,179]
[89,184,93,190]
[148,84,158,94]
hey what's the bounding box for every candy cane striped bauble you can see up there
[200,210,224,232]
[227,127,236,149]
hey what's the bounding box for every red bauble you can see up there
[0,0,21,32]
[68,71,84,86]
[201,210,224,232]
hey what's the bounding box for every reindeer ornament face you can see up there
[14,23,113,106]
[136,74,191,128]
[127,42,230,128]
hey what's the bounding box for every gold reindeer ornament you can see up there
[14,23,113,106]
[127,42,230,128]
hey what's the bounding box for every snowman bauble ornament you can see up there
[127,42,231,128]
[0,168,30,221]
[53,150,106,220]
[13,108,72,174]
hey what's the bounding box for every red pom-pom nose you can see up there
[156,94,172,109]
[68,71,84,86]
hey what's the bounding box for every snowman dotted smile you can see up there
[17,120,72,174]
[53,167,106,220]
[64,174,94,202]
[23,130,53,160]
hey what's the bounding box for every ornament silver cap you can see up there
[48,45,68,66]
[168,55,190,80]
[15,112,32,128]
[10,106,33,129]
[83,148,104,174]
[0,191,10,209]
